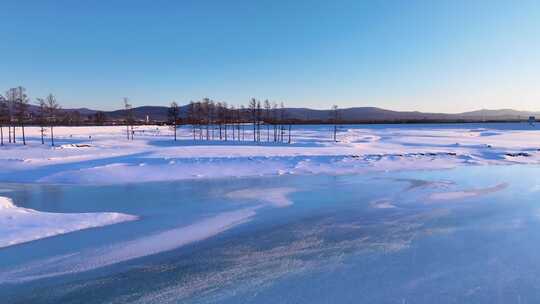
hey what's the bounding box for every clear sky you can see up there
[1,0,539,112]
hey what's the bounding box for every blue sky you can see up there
[1,0,539,112]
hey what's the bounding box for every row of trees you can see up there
[0,87,341,146]
[164,98,294,143]
[0,87,60,146]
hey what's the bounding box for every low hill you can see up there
[23,104,540,123]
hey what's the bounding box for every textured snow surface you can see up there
[1,124,540,185]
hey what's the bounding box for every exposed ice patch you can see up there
[370,199,397,209]
[0,196,137,248]
[388,178,454,191]
[428,183,509,201]
[226,187,296,207]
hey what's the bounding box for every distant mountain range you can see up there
[26,105,540,123]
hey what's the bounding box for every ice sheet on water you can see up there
[226,187,297,207]
[0,207,256,283]
[428,183,508,201]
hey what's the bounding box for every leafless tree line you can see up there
[124,98,135,140]
[0,87,340,146]
[0,87,60,146]
[166,98,293,143]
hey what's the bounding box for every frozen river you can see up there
[1,164,539,303]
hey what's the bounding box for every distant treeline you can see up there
[0,88,308,145]
[155,97,298,143]
[0,86,534,146]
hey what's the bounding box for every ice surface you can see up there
[2,164,538,303]
[428,183,509,201]
[0,208,256,283]
[226,187,296,207]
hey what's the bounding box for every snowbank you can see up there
[0,196,137,248]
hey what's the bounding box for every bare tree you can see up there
[280,102,285,142]
[187,101,195,140]
[208,99,215,140]
[45,94,60,146]
[201,98,211,140]
[0,95,7,146]
[240,105,246,141]
[12,87,29,145]
[36,98,47,144]
[230,104,236,141]
[216,102,224,140]
[272,102,278,142]
[169,101,180,141]
[249,98,257,142]
[264,100,271,142]
[256,100,262,142]
[288,124,292,144]
[123,98,134,140]
[195,101,204,140]
[5,88,17,143]
[332,105,340,142]
[222,102,228,141]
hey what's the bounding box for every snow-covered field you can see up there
[1,123,539,185]
[1,123,539,249]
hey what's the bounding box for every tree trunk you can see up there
[174,122,177,141]
[21,123,26,145]
[0,125,3,146]
[288,125,291,144]
[51,125,55,146]
[41,126,45,144]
